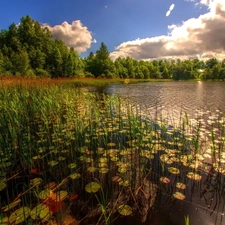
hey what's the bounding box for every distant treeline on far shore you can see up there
[1,15,225,80]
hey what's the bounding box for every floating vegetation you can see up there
[176,182,187,190]
[168,167,180,175]
[186,172,202,181]
[159,177,170,184]
[173,192,185,200]
[9,207,30,224]
[117,204,132,216]
[85,182,101,193]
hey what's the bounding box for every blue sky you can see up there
[0,0,225,60]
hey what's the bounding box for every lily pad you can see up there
[159,177,170,184]
[51,190,68,202]
[176,182,187,190]
[168,167,180,175]
[30,204,51,220]
[69,173,81,180]
[173,191,185,200]
[87,167,98,173]
[187,172,202,181]
[118,167,127,173]
[30,178,43,187]
[117,204,132,216]
[99,157,107,163]
[9,207,30,224]
[68,163,77,169]
[85,182,101,193]
[38,189,51,200]
[99,168,109,174]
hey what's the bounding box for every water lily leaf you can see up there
[69,173,81,180]
[107,142,116,147]
[51,191,68,202]
[117,204,132,216]
[176,182,187,190]
[187,172,202,181]
[99,167,109,174]
[110,157,119,162]
[9,207,30,224]
[87,167,98,173]
[99,157,107,163]
[118,167,127,173]
[32,155,42,160]
[85,157,93,163]
[85,182,101,193]
[38,189,51,200]
[2,199,21,212]
[168,167,180,175]
[30,204,50,220]
[159,177,170,184]
[58,156,66,161]
[68,163,77,169]
[30,178,42,187]
[48,161,58,167]
[98,162,107,168]
[173,191,185,200]
[39,207,52,221]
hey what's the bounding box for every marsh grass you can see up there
[0,79,225,224]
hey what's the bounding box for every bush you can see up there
[35,68,50,77]
[25,69,36,78]
[84,72,94,78]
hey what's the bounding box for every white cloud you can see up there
[166,10,171,17]
[43,20,95,53]
[170,4,175,11]
[110,0,225,61]
[166,4,175,17]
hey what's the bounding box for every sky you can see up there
[0,0,225,61]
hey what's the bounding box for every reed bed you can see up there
[0,80,224,225]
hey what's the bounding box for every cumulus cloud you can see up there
[43,20,95,53]
[110,0,225,61]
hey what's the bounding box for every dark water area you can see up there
[86,82,225,225]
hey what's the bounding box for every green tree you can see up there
[10,49,29,75]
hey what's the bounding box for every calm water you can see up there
[88,82,225,225]
[105,81,225,119]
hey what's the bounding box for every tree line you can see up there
[0,15,225,80]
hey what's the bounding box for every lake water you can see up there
[88,81,225,225]
[105,81,225,119]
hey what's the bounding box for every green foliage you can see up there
[0,15,225,80]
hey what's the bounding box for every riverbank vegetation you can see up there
[1,15,225,80]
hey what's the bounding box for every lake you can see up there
[105,81,225,115]
[87,81,225,225]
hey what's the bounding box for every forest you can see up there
[0,15,225,80]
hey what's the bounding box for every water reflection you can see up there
[104,82,225,119]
